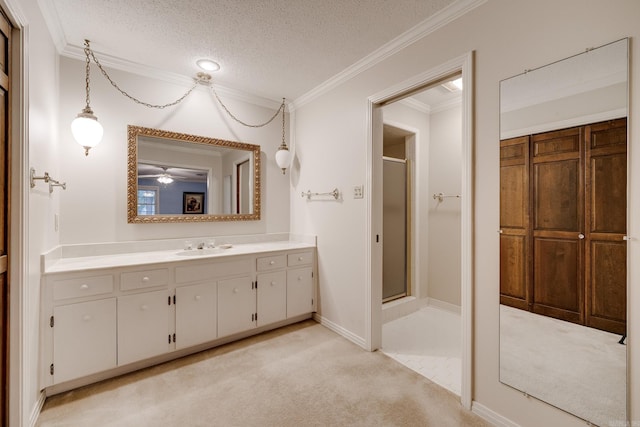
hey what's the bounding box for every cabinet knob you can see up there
[80,284,89,290]
[298,257,303,261]
[270,281,276,286]
[82,315,92,322]
[142,276,150,282]
[233,288,239,293]
[578,233,585,239]
[195,295,202,301]
[269,261,275,265]
[141,304,149,311]
[298,276,302,281]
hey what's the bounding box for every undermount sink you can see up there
[176,247,224,257]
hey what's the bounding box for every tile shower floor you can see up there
[381,305,461,395]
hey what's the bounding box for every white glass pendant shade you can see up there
[275,146,290,174]
[71,109,103,156]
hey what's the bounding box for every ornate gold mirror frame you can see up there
[127,125,261,223]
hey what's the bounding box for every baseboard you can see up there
[472,401,520,427]
[428,297,461,315]
[28,391,46,427]
[313,313,367,349]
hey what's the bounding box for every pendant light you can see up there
[71,40,103,156]
[275,100,290,174]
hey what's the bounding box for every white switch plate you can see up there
[353,185,364,199]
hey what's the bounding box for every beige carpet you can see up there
[500,305,626,427]
[37,320,489,427]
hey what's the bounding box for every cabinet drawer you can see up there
[121,268,169,291]
[175,258,252,284]
[287,251,313,267]
[256,255,286,271]
[53,275,114,301]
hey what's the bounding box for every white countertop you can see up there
[43,240,316,274]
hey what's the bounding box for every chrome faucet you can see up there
[197,242,205,250]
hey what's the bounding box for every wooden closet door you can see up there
[531,127,584,324]
[500,136,530,310]
[585,118,627,334]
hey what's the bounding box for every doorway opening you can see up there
[366,52,473,408]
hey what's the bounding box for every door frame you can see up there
[365,51,474,409]
[1,0,28,425]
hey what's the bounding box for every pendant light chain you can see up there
[84,39,198,109]
[211,86,285,128]
[280,100,287,148]
[81,39,286,130]
[83,42,92,110]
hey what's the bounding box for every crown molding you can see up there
[398,98,431,114]
[431,96,462,113]
[291,0,486,111]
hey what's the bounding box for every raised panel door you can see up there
[217,276,255,337]
[53,298,117,383]
[500,136,530,310]
[257,271,286,327]
[175,282,217,349]
[118,290,169,365]
[585,118,627,334]
[287,267,313,318]
[531,126,584,323]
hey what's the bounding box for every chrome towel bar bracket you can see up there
[30,167,66,193]
[301,188,340,200]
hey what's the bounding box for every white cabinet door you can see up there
[53,298,117,384]
[257,271,286,327]
[287,267,314,318]
[175,282,217,349]
[118,290,169,365]
[217,276,255,337]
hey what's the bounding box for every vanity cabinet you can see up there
[256,271,286,327]
[52,298,117,384]
[217,276,256,337]
[118,289,170,365]
[41,244,316,394]
[287,267,314,318]
[175,282,217,350]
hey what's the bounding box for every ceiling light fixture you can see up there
[441,77,463,92]
[196,59,221,72]
[157,174,174,184]
[71,39,104,156]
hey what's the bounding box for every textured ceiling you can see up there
[42,0,457,102]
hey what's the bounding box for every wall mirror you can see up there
[499,38,628,426]
[127,125,261,223]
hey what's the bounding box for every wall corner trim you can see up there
[312,314,367,349]
[471,402,521,427]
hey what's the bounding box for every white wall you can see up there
[57,57,290,244]
[428,104,462,307]
[291,1,640,425]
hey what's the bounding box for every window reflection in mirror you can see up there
[127,126,261,223]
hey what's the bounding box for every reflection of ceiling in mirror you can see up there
[138,163,208,183]
[500,38,628,139]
